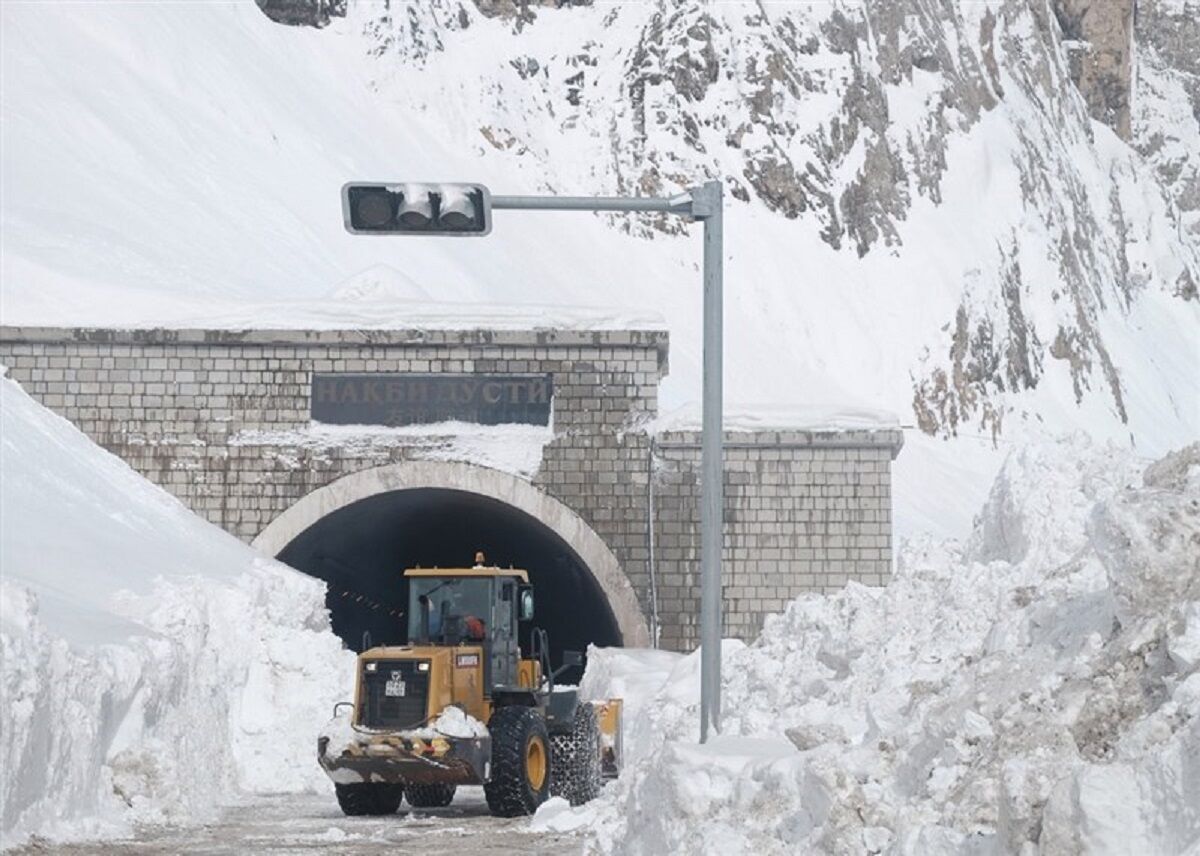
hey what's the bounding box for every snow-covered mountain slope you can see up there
[1,1,1196,537]
[354,0,1199,437]
[0,373,352,846]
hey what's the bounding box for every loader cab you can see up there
[404,561,534,691]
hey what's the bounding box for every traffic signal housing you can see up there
[342,183,492,236]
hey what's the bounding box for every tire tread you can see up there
[484,706,550,817]
[550,701,602,806]
[334,782,403,816]
[404,783,456,808]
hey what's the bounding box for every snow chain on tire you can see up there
[550,701,602,806]
[404,783,456,808]
[484,706,551,817]
[334,782,404,816]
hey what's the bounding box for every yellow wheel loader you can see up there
[317,556,623,818]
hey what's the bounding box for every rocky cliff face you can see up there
[267,0,1197,444]
[1048,0,1200,244]
[1052,0,1135,139]
[1135,0,1200,246]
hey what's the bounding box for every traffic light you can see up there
[342,183,492,236]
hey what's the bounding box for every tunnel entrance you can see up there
[275,487,623,682]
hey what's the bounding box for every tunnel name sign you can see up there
[311,374,553,427]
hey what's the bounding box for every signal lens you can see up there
[396,184,434,227]
[352,189,394,229]
[438,185,478,230]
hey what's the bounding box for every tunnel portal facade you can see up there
[1,326,903,653]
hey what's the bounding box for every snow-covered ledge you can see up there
[251,459,651,647]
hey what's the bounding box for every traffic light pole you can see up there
[492,181,725,741]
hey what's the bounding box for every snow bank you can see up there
[555,437,1200,854]
[0,375,354,847]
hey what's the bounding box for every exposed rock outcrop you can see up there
[255,0,345,28]
[1052,0,1135,139]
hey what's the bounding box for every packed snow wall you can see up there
[0,373,355,848]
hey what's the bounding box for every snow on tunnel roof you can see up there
[649,402,902,435]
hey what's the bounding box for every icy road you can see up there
[10,791,581,855]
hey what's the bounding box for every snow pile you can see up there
[425,706,489,740]
[316,710,359,773]
[0,375,354,847]
[559,437,1200,854]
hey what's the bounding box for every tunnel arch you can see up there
[253,461,650,651]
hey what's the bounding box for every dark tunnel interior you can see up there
[276,488,622,684]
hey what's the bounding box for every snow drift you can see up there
[553,437,1200,854]
[0,374,353,847]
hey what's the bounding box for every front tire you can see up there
[404,783,456,808]
[484,706,551,817]
[550,701,602,806]
[334,782,403,816]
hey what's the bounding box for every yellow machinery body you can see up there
[349,644,544,731]
[317,564,621,791]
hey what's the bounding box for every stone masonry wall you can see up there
[0,326,902,651]
[650,429,900,650]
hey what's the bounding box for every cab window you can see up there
[408,577,492,644]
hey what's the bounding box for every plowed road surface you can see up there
[12,791,583,855]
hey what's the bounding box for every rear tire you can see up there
[550,701,602,806]
[484,706,551,817]
[404,783,457,808]
[334,782,403,816]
